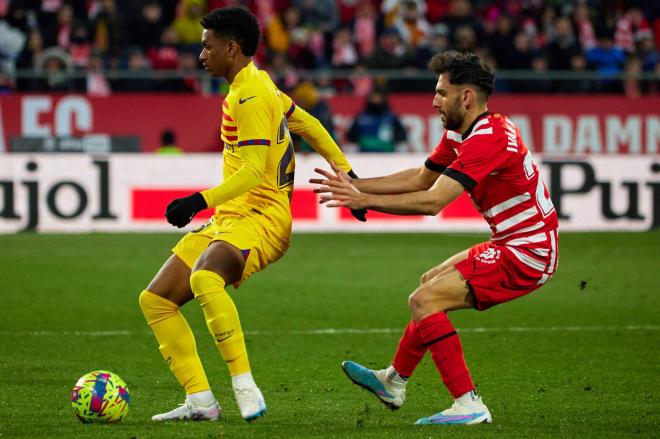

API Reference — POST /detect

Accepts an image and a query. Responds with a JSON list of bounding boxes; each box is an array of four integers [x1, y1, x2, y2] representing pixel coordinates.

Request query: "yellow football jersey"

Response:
[[204, 61, 353, 233]]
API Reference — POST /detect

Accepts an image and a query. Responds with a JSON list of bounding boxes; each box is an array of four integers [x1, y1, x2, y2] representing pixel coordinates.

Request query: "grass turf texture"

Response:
[[0, 232, 658, 438]]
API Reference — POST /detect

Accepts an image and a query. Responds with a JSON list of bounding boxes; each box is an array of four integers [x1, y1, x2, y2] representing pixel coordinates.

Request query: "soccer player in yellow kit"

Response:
[[138, 6, 364, 422]]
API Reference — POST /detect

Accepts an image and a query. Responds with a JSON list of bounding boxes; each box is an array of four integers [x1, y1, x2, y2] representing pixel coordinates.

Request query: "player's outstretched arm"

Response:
[[284, 96, 367, 221], [284, 99, 352, 170], [313, 168, 464, 216], [310, 162, 441, 195]]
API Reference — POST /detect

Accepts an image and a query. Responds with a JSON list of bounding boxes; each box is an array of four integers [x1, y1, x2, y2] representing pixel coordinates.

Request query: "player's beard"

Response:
[[442, 98, 464, 131]]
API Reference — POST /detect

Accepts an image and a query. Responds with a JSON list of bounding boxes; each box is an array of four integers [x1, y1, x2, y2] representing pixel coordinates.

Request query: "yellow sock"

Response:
[[189, 269, 251, 376], [138, 290, 210, 394]]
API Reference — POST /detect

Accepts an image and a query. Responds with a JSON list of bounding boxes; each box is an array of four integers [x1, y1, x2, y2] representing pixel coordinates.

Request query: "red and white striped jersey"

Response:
[[427, 112, 559, 278]]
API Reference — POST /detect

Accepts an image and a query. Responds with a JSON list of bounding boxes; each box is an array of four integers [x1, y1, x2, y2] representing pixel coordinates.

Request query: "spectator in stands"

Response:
[[148, 26, 180, 70], [501, 31, 537, 92], [294, 0, 339, 34], [268, 51, 299, 92], [90, 0, 125, 58], [516, 54, 553, 93], [454, 25, 479, 54], [15, 30, 43, 90], [42, 3, 74, 51], [347, 87, 407, 153], [538, 4, 557, 43], [129, 0, 167, 51], [36, 47, 73, 92], [546, 16, 583, 71], [113, 48, 154, 92], [586, 25, 625, 93], [556, 54, 594, 94], [488, 14, 516, 69], [85, 49, 111, 96], [638, 35, 659, 73], [69, 22, 92, 68], [417, 23, 450, 64], [623, 56, 642, 97], [1, 2, 30, 75], [507, 31, 536, 70], [156, 129, 183, 154], [352, 1, 378, 60], [331, 27, 359, 69], [390, 0, 431, 51], [173, 0, 204, 46], [350, 62, 375, 97], [615, 7, 652, 54], [572, 2, 596, 51], [368, 27, 413, 70], [441, 0, 484, 49], [290, 81, 336, 152], [5, 0, 660, 97], [177, 49, 203, 94]]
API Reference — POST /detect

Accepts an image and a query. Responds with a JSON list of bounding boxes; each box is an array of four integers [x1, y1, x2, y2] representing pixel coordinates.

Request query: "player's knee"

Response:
[[139, 289, 178, 324], [138, 290, 149, 313], [189, 270, 207, 298], [408, 288, 427, 316]]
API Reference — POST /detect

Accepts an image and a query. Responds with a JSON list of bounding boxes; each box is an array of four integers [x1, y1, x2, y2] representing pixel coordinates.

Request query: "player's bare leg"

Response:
[[140, 255, 222, 421], [191, 241, 266, 421]]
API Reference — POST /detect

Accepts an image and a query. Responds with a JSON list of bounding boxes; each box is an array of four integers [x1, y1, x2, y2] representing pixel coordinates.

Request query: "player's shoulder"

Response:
[[233, 81, 278, 111], [440, 129, 463, 147], [463, 113, 513, 145]]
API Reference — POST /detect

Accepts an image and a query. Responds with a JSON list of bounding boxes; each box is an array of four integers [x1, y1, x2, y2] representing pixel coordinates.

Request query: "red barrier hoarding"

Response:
[[1, 94, 658, 154]]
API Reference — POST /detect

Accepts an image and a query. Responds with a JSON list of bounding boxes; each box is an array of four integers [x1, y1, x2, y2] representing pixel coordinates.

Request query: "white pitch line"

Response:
[[0, 325, 657, 337]]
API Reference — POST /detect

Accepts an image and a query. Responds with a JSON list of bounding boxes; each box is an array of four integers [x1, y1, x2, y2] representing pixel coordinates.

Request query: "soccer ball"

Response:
[[71, 370, 131, 423]]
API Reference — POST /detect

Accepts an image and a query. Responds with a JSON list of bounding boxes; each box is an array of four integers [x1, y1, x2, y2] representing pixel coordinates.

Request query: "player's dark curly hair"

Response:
[[428, 52, 495, 100], [200, 7, 261, 56]]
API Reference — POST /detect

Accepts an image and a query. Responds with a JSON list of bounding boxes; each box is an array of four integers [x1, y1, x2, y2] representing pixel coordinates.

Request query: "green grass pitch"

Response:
[[0, 232, 658, 438]]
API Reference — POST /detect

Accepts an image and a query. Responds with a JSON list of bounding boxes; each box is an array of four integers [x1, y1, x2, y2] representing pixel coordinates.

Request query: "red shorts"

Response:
[[454, 241, 557, 311]]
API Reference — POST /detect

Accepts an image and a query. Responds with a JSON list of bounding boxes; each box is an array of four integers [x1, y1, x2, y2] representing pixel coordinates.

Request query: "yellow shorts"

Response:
[[172, 213, 291, 286]]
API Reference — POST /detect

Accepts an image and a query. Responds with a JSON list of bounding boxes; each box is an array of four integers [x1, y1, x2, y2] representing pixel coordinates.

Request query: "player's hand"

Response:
[[165, 192, 207, 228], [345, 167, 367, 222], [311, 168, 368, 211], [309, 161, 351, 186], [310, 162, 368, 219]]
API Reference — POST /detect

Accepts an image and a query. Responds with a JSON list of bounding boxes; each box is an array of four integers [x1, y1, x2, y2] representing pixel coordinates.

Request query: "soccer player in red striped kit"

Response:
[[311, 52, 559, 425]]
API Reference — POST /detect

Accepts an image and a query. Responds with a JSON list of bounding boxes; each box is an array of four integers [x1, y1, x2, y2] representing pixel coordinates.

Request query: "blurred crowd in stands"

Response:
[[0, 0, 659, 97]]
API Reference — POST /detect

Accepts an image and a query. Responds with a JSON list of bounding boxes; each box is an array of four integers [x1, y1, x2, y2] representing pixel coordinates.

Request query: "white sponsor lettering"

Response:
[[544, 116, 572, 153], [575, 115, 603, 153]]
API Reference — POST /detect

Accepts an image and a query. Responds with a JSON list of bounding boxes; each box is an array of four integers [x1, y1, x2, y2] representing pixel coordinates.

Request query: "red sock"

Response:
[[417, 312, 475, 398], [392, 319, 426, 377]]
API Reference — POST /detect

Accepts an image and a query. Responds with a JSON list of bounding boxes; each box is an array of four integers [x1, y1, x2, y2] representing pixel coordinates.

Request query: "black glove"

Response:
[[165, 192, 207, 228], [347, 170, 367, 222]]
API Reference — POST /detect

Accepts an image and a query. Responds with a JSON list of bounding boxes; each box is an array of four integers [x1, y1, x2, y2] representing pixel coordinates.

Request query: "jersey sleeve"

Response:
[[425, 131, 457, 173], [200, 91, 273, 207], [200, 145, 268, 207], [281, 92, 353, 173], [445, 132, 509, 190]]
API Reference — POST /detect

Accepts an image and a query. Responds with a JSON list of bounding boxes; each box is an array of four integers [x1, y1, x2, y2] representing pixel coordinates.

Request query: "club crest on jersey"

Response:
[[475, 248, 501, 264]]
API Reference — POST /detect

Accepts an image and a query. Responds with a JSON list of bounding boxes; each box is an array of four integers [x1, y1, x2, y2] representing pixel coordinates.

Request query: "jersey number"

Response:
[[277, 117, 295, 188], [524, 151, 554, 217]]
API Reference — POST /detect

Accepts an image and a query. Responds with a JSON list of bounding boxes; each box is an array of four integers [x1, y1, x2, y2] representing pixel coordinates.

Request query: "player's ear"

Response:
[[464, 87, 476, 108], [227, 40, 239, 57]]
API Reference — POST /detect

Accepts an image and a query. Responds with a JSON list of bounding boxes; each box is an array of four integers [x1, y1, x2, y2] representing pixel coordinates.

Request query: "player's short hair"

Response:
[[200, 7, 261, 56], [428, 52, 495, 100]]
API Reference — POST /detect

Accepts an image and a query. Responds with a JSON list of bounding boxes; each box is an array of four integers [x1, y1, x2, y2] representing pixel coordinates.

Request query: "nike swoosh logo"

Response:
[[216, 334, 233, 343], [238, 96, 257, 104]]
